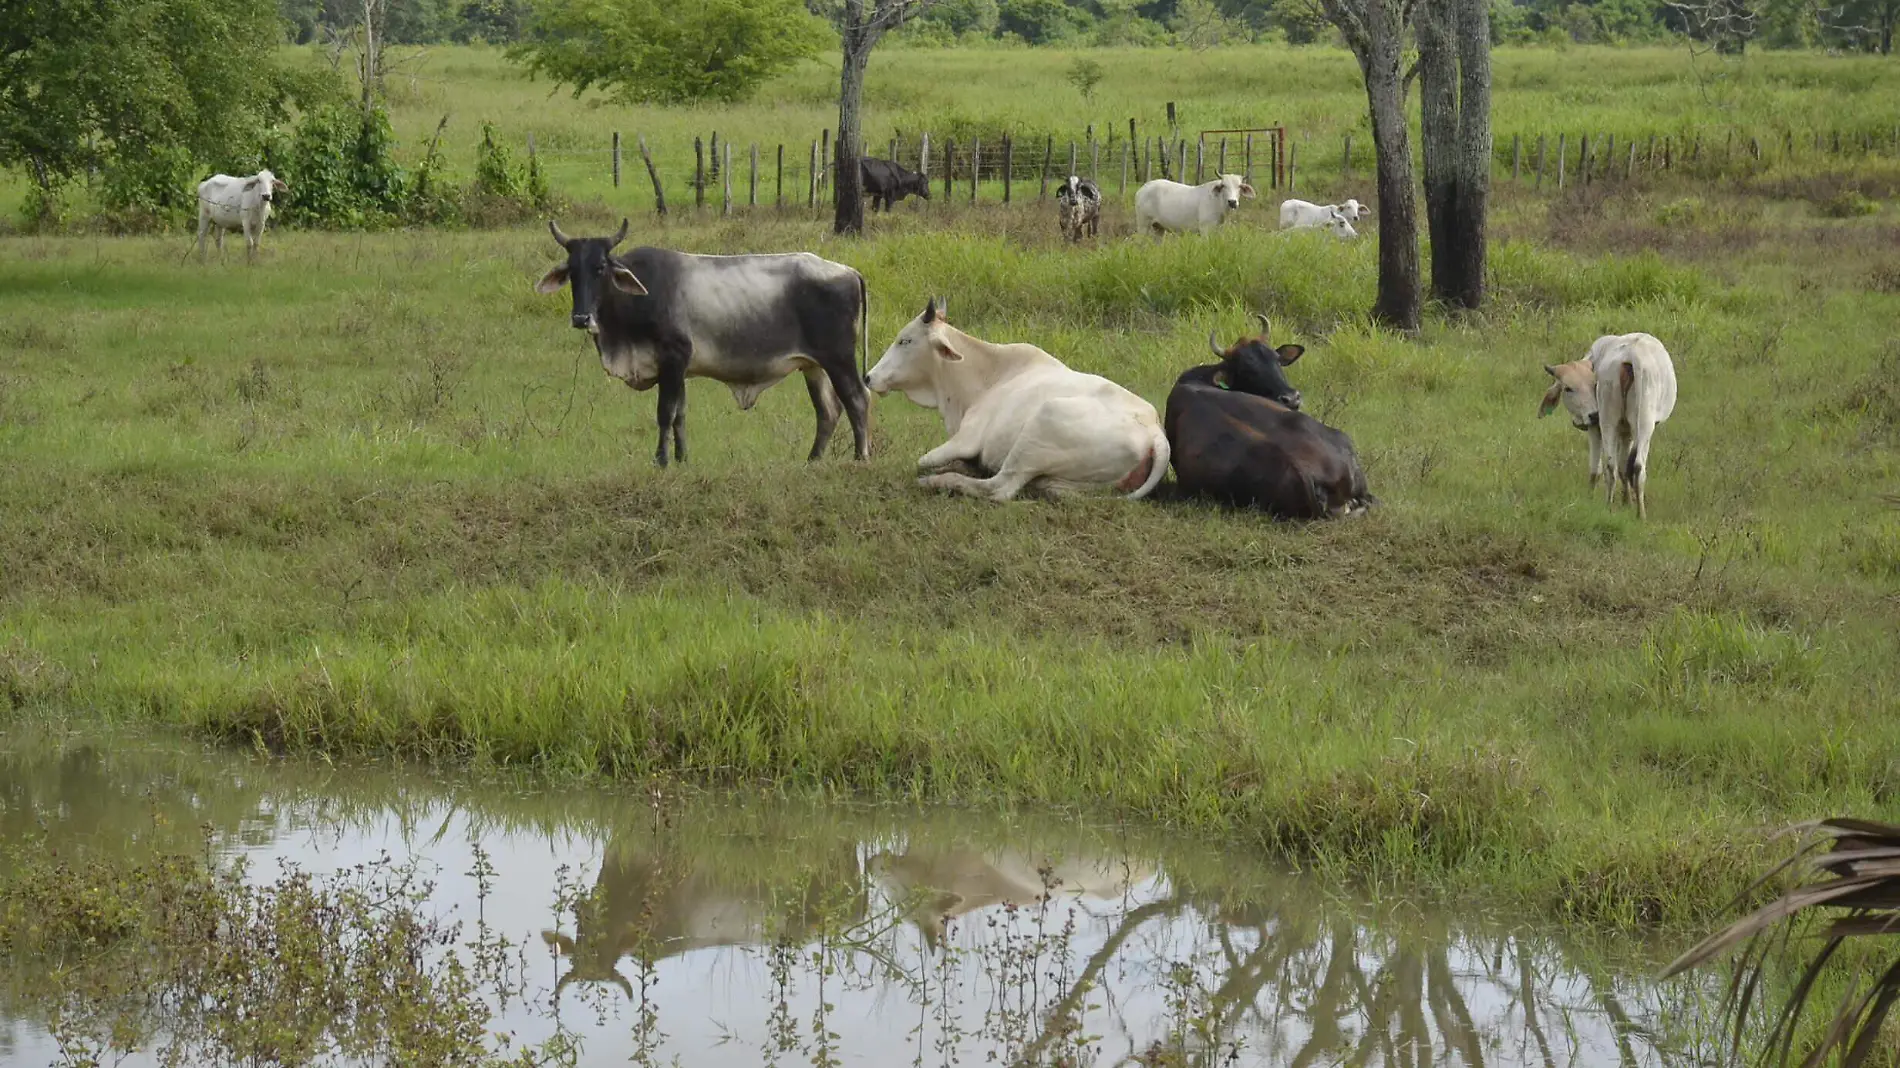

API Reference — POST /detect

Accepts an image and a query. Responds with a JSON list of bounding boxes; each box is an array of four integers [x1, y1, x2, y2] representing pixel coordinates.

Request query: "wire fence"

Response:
[[511, 119, 1900, 218]]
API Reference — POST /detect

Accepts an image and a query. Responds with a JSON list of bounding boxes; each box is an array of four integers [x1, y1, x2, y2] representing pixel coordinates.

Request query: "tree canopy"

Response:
[[509, 0, 832, 105], [1, 0, 293, 218]]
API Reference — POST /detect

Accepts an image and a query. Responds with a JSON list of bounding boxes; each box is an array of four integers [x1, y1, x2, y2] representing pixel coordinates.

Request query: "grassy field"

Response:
[[3, 45, 1900, 936]]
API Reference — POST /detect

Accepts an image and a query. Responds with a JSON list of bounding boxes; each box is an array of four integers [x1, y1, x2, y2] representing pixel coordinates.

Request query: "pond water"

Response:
[[0, 735, 1713, 1067]]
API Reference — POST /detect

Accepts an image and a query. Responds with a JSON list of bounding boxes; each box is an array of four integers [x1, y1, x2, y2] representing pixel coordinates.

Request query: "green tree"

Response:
[[998, 0, 1094, 40], [511, 0, 830, 106], [1, 0, 290, 222]]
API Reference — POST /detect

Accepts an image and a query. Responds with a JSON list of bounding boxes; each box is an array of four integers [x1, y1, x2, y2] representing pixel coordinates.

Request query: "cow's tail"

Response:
[[1125, 424, 1172, 500], [857, 271, 870, 385]]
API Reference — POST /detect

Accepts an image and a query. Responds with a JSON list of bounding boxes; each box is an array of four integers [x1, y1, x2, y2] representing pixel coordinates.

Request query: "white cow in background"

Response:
[[865, 298, 1170, 503], [1279, 198, 1361, 239], [1539, 332, 1679, 519], [1133, 173, 1256, 236], [194, 169, 287, 264]]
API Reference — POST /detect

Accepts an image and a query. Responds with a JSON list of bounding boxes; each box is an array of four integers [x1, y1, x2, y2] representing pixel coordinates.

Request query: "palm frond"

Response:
[[1662, 818, 1900, 1068]]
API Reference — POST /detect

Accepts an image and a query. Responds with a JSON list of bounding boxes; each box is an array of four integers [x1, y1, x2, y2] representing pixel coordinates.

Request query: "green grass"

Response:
[[3, 44, 1900, 936]]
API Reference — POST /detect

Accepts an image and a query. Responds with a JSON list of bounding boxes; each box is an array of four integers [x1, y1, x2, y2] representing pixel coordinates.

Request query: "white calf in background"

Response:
[[1540, 332, 1679, 519], [1278, 198, 1360, 239], [195, 169, 287, 264]]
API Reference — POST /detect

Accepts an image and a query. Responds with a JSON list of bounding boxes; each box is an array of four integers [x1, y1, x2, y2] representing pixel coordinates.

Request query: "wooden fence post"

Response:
[[1041, 135, 1054, 197], [1288, 143, 1297, 192], [749, 143, 758, 208], [1091, 138, 1100, 182], [1646, 134, 1657, 166], [1663, 136, 1671, 171], [808, 141, 818, 209], [1579, 133, 1590, 186], [820, 129, 830, 196], [888, 136, 897, 161], [1003, 135, 1014, 204], [637, 134, 666, 216], [694, 137, 705, 210], [1218, 136, 1227, 176], [1625, 141, 1635, 181], [970, 137, 979, 202], [920, 132, 931, 185], [1178, 139, 1188, 184], [943, 141, 954, 200], [612, 131, 621, 187], [1245, 133, 1254, 180], [776, 144, 784, 209], [1143, 137, 1151, 184], [1195, 136, 1205, 182], [1556, 132, 1567, 191], [1120, 140, 1130, 195], [1068, 140, 1077, 178], [1511, 133, 1521, 181], [709, 131, 718, 179]]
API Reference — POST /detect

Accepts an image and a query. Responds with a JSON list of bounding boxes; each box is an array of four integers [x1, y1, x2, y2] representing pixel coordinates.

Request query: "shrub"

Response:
[[1817, 190, 1878, 218]]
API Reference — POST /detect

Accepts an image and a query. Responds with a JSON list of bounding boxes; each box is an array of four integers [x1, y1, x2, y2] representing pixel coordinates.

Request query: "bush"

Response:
[[1817, 190, 1879, 218], [272, 106, 407, 229]]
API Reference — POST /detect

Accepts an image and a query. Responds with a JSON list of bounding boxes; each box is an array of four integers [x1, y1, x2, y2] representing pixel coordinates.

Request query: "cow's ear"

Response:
[[933, 339, 963, 362], [610, 264, 648, 295], [242, 178, 259, 191], [1212, 370, 1231, 390], [271, 178, 289, 193], [1539, 382, 1562, 418], [1275, 344, 1304, 366], [1239, 182, 1257, 199], [535, 264, 570, 294]]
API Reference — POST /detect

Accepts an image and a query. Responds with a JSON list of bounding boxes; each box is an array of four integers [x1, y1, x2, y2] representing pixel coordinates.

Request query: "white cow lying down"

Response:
[[1134, 173, 1256, 236], [1279, 198, 1361, 239], [865, 299, 1170, 502], [195, 168, 288, 264], [1539, 332, 1679, 519]]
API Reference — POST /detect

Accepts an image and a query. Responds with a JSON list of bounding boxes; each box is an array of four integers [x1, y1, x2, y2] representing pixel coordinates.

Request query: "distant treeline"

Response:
[[278, 0, 1895, 52]]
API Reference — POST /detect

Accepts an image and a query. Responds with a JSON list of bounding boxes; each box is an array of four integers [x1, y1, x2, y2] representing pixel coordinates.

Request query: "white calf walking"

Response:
[[1539, 332, 1679, 519]]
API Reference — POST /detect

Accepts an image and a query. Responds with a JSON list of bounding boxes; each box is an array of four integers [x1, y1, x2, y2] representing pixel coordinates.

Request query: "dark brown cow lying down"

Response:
[[1162, 315, 1376, 520]]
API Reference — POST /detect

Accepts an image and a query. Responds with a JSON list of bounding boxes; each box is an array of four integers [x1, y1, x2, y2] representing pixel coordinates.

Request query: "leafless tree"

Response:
[[323, 0, 428, 111], [1317, 0, 1423, 330], [819, 0, 934, 236], [1666, 0, 1758, 54], [1417, 0, 1490, 311]]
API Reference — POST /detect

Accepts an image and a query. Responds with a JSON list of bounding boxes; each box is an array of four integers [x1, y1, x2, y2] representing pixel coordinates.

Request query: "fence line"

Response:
[[473, 120, 1900, 219]]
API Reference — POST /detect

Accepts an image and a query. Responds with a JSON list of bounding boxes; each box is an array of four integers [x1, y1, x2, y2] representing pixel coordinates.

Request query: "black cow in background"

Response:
[[860, 157, 931, 211], [1162, 315, 1376, 520]]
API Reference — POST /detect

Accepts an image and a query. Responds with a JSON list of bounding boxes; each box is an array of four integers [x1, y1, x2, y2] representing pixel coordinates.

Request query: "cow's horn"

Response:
[[1209, 330, 1225, 357], [1255, 313, 1272, 336], [548, 219, 571, 248], [609, 217, 629, 250]]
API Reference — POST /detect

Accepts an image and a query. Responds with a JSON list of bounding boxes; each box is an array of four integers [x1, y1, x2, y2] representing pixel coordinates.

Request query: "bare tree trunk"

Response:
[[1451, 0, 1491, 310], [1418, 0, 1490, 311], [1322, 0, 1422, 331], [833, 47, 868, 235], [1417, 0, 1458, 308], [831, 0, 929, 236]]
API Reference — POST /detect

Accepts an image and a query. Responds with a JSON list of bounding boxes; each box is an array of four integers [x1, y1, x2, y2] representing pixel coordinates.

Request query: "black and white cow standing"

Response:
[[1055, 176, 1101, 242], [535, 219, 873, 467]]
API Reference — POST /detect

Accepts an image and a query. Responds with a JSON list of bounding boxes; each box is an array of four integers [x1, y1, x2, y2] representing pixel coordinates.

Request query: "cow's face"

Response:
[[1327, 208, 1359, 239], [866, 298, 957, 405], [250, 169, 288, 203], [1216, 338, 1304, 410], [1342, 198, 1370, 221], [907, 171, 931, 200], [536, 218, 647, 333], [1213, 174, 1257, 211], [1540, 359, 1599, 430]]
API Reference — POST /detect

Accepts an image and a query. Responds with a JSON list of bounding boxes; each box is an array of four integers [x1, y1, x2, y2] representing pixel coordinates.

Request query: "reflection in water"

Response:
[[0, 735, 1714, 1067]]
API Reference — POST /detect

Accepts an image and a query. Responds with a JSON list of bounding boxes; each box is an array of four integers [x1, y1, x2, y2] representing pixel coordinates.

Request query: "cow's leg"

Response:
[[1630, 424, 1656, 520], [245, 219, 259, 265], [653, 366, 686, 468], [196, 212, 210, 263], [670, 385, 687, 464], [822, 361, 873, 461], [915, 431, 983, 475], [803, 366, 843, 461], [1585, 425, 1604, 491]]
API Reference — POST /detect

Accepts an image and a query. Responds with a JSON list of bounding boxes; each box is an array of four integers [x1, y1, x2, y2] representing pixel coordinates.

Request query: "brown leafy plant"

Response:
[[1662, 818, 1900, 1068]]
